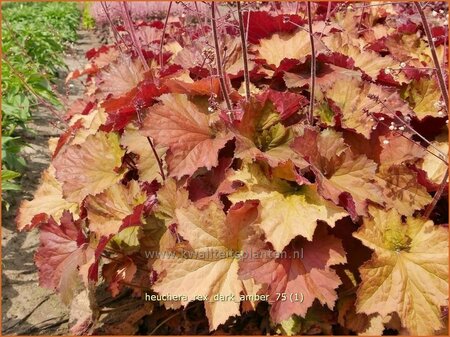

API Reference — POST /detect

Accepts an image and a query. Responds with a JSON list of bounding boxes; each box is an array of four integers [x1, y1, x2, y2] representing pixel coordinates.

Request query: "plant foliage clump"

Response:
[[17, 2, 448, 335]]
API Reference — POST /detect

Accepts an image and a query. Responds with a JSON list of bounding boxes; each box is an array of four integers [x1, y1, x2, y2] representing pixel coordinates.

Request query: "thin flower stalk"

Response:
[[237, 1, 250, 101], [101, 1, 127, 52], [136, 111, 166, 181], [159, 1, 173, 69], [306, 1, 316, 125], [211, 3, 233, 113], [424, 168, 448, 219], [120, 2, 149, 72]]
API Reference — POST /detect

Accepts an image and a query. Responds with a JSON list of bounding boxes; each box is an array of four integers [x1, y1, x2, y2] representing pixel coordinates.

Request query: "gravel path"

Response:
[[2, 29, 101, 336]]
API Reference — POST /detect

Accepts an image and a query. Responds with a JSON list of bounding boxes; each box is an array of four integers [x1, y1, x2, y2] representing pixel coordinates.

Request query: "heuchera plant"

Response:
[[17, 2, 449, 335]]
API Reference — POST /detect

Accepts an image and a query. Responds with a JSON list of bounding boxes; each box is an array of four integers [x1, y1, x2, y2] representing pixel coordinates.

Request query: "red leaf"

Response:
[[317, 52, 355, 69], [86, 45, 111, 60], [87, 235, 112, 282], [35, 211, 92, 304], [239, 226, 346, 323], [257, 89, 309, 121], [101, 80, 168, 131], [187, 156, 235, 208], [397, 20, 418, 34], [244, 11, 306, 44], [52, 119, 84, 159]]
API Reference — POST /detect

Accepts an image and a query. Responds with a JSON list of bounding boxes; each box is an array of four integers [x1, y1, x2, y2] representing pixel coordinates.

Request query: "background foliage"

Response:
[[1, 2, 80, 206]]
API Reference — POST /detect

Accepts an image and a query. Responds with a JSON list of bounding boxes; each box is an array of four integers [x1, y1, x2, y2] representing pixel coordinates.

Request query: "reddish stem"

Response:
[[211, 3, 233, 113], [101, 1, 127, 52], [159, 1, 173, 70], [325, 1, 332, 21], [423, 169, 448, 219], [306, 1, 316, 125], [120, 2, 149, 72], [136, 111, 166, 181], [237, 1, 250, 101]]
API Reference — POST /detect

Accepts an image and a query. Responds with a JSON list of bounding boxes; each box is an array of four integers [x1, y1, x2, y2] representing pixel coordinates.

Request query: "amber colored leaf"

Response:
[[292, 128, 384, 216], [239, 226, 346, 323], [420, 140, 448, 184], [67, 108, 107, 149], [377, 164, 431, 216], [322, 32, 400, 80], [142, 94, 233, 178], [228, 162, 347, 251], [163, 76, 221, 97], [98, 56, 144, 98], [16, 166, 79, 231], [385, 33, 445, 68], [325, 77, 411, 138], [401, 77, 445, 119], [35, 211, 94, 305], [154, 178, 190, 225], [53, 131, 125, 203], [232, 100, 306, 168], [89, 45, 120, 69], [120, 126, 167, 183], [85, 181, 147, 236], [53, 109, 106, 160], [153, 201, 259, 330], [66, 47, 120, 82], [284, 63, 361, 92], [353, 207, 448, 335], [379, 134, 426, 166], [253, 30, 318, 68]]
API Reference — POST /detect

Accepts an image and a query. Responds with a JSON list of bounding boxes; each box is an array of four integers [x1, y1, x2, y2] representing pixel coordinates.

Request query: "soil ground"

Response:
[[2, 29, 101, 336]]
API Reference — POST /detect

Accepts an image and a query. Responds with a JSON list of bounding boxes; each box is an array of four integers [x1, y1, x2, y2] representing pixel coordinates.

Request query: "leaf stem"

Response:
[[306, 1, 316, 125], [136, 111, 166, 181], [120, 2, 149, 72], [414, 2, 448, 112], [237, 1, 250, 101], [325, 2, 332, 21], [423, 168, 448, 218], [101, 1, 127, 53], [211, 3, 233, 114], [159, 1, 173, 70]]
